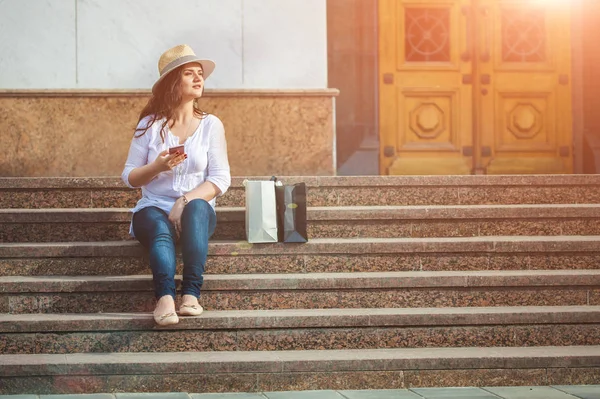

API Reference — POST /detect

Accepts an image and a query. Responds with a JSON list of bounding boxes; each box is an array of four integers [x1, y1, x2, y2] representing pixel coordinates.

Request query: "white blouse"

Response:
[[121, 114, 231, 236]]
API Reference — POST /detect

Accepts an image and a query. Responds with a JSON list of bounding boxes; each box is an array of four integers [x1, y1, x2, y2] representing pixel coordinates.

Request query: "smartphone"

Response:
[[168, 145, 185, 155]]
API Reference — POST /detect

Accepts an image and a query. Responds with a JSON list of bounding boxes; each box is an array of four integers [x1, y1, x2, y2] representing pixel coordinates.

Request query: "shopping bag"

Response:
[[244, 180, 278, 243], [273, 178, 308, 243]]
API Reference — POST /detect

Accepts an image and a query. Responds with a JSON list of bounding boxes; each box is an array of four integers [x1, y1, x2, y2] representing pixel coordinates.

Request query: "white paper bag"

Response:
[[244, 180, 278, 243]]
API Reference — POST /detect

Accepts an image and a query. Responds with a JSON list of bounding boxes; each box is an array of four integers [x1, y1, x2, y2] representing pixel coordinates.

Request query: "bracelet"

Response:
[[180, 195, 189, 205]]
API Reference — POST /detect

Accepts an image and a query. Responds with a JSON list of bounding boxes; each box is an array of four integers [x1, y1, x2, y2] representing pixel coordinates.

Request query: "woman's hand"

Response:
[[168, 196, 186, 239], [153, 150, 187, 172]]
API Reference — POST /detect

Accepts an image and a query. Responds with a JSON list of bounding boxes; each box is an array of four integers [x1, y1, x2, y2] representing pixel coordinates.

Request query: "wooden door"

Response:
[[379, 0, 573, 175], [478, 0, 573, 174], [379, 0, 473, 175]]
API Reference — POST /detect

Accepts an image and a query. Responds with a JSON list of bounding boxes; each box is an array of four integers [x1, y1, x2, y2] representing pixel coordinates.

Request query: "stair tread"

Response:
[[3, 204, 600, 222], [3, 269, 600, 280], [4, 204, 600, 213], [3, 237, 598, 275], [2, 346, 600, 377], [1, 306, 599, 333], [4, 175, 600, 189], [6, 235, 600, 243], [2, 236, 600, 259], [4, 235, 600, 248], [2, 270, 599, 293]]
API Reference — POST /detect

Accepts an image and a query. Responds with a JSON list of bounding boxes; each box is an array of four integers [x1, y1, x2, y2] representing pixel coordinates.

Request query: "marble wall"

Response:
[[0, 90, 337, 177], [0, 0, 334, 177], [0, 0, 327, 90]]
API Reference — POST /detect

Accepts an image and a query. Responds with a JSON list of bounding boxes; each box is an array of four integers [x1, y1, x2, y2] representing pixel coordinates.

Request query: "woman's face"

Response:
[[179, 62, 204, 100]]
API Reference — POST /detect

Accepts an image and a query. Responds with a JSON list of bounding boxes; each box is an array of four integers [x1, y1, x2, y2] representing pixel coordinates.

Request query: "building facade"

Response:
[[0, 0, 335, 177], [1, 0, 598, 177]]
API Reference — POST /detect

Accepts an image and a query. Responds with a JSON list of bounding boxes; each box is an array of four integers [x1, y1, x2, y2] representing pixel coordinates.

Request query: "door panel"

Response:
[[479, 0, 573, 174], [379, 0, 473, 175], [379, 0, 573, 175]]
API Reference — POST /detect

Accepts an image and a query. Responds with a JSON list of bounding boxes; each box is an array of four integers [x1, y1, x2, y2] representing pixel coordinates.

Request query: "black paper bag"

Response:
[[274, 181, 308, 243]]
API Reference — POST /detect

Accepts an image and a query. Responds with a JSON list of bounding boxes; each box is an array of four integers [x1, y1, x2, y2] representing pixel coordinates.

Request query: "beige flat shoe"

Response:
[[179, 303, 204, 316], [153, 311, 179, 326]]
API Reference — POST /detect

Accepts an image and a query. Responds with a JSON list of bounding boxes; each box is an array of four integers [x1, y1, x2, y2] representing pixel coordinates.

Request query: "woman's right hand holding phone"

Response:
[[154, 149, 187, 172]]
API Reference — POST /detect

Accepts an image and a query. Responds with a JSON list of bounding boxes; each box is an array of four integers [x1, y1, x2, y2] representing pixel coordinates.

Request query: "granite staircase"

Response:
[[1, 175, 600, 394]]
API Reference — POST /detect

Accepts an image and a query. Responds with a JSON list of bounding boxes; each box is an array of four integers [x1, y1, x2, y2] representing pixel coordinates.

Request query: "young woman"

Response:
[[121, 44, 231, 326]]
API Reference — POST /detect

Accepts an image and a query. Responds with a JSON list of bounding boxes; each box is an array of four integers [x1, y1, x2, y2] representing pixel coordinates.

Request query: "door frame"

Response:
[[571, 0, 585, 173]]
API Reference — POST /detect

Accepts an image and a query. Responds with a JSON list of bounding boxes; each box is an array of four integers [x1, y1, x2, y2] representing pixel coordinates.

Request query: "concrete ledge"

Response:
[[0, 89, 340, 98], [1, 94, 335, 177]]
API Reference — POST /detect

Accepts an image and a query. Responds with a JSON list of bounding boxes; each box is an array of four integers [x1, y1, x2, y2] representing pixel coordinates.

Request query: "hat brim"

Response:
[[152, 56, 215, 94]]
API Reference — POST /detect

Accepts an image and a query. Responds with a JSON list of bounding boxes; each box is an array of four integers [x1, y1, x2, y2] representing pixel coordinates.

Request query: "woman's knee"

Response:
[[153, 218, 176, 236], [186, 198, 210, 211], [134, 207, 175, 243], [181, 199, 216, 237], [183, 199, 213, 220]]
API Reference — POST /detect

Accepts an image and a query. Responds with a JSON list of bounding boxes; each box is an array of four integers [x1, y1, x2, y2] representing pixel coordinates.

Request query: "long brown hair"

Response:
[[134, 64, 207, 142]]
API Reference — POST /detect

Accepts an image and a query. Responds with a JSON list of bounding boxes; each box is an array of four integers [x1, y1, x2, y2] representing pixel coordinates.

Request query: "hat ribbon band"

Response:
[[160, 55, 203, 76]]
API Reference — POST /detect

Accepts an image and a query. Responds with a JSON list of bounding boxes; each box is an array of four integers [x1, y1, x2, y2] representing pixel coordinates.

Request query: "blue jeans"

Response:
[[132, 199, 216, 299]]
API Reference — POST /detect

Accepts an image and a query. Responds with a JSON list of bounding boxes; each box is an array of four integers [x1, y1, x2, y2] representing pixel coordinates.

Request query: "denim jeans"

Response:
[[132, 199, 216, 299]]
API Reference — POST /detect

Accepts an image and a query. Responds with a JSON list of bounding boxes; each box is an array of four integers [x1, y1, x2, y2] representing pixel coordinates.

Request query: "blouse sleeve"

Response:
[[205, 116, 231, 196], [121, 117, 153, 188]]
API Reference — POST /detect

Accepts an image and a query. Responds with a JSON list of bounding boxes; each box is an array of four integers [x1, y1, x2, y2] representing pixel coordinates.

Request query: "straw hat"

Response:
[[152, 44, 215, 94]]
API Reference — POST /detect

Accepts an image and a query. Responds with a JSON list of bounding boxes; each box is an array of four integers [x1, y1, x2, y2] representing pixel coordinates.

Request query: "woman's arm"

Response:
[[127, 150, 186, 187], [122, 120, 154, 188], [182, 180, 222, 202], [127, 156, 167, 188], [203, 117, 231, 197], [122, 119, 185, 188]]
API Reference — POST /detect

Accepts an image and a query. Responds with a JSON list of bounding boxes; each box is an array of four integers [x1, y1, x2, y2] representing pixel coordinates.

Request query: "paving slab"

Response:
[[552, 385, 600, 399], [339, 390, 422, 398], [191, 395, 266, 398], [41, 395, 115, 399], [409, 387, 498, 398], [264, 391, 344, 399], [484, 386, 579, 398], [115, 394, 190, 399]]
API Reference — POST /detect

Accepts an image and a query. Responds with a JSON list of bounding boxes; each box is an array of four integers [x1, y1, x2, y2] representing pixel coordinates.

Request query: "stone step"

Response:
[[2, 270, 599, 313], [3, 175, 600, 209], [3, 204, 600, 242], [1, 237, 600, 277], [1, 306, 599, 354], [1, 346, 599, 394]]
